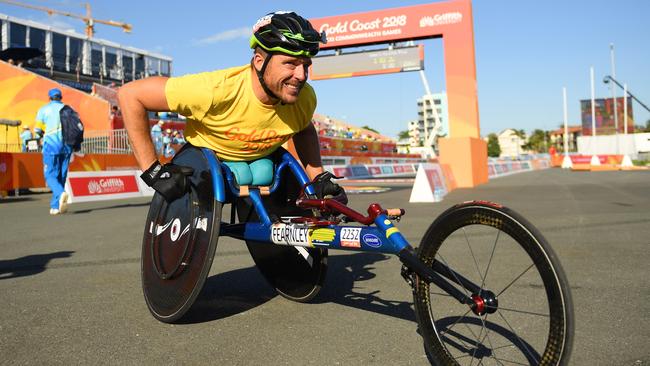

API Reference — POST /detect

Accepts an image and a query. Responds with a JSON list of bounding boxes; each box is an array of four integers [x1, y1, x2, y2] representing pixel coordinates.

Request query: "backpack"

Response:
[[59, 105, 84, 151]]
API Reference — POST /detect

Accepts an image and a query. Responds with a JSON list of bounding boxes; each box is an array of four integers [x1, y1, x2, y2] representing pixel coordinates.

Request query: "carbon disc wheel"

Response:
[[141, 146, 222, 323]]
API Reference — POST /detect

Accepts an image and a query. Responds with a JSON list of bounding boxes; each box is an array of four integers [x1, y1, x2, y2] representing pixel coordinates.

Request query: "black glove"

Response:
[[141, 161, 194, 202], [311, 171, 348, 205]]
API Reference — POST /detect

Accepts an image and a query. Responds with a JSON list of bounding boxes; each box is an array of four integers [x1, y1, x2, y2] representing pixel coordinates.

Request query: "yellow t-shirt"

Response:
[[165, 65, 316, 161]]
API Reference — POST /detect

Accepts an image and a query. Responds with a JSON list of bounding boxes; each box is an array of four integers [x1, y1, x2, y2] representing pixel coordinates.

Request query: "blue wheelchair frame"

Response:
[[199, 147, 411, 256], [198, 147, 475, 304]]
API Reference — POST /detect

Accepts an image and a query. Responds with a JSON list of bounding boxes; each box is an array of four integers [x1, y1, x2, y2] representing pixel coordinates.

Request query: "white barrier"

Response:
[[577, 134, 645, 158], [409, 163, 448, 203], [64, 170, 153, 203]]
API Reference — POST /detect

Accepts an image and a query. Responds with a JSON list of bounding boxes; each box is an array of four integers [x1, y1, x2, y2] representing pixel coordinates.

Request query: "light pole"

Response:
[[589, 67, 600, 166], [610, 44, 618, 133], [561, 87, 572, 169]]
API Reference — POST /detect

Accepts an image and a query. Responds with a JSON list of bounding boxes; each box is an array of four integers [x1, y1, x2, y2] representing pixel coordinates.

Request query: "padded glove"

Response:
[[311, 171, 348, 205], [140, 161, 194, 202]]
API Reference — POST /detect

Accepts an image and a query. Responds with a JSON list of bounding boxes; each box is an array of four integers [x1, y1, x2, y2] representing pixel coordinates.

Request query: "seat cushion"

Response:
[[223, 158, 274, 186]]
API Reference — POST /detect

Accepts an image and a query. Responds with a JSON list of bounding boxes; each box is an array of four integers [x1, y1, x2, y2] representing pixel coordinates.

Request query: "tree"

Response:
[[523, 129, 549, 153], [512, 129, 527, 158], [487, 133, 501, 157], [398, 130, 410, 140], [361, 125, 380, 134]]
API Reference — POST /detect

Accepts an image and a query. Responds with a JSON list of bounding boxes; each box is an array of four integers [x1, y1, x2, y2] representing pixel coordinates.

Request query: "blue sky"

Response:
[[2, 0, 648, 138]]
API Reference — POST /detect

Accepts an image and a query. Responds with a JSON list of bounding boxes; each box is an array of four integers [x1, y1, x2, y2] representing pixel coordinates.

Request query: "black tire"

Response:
[[141, 146, 222, 323], [236, 150, 327, 302], [413, 201, 573, 365]]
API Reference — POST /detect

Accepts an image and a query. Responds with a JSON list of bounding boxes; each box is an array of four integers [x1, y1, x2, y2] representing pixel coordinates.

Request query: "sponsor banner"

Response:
[[324, 163, 417, 179], [350, 165, 369, 177], [568, 154, 622, 165], [310, 1, 468, 49], [368, 166, 382, 175], [487, 157, 550, 178], [332, 166, 351, 178], [65, 170, 154, 203]]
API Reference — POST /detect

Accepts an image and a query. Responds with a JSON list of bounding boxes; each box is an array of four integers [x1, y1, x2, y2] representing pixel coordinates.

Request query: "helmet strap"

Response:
[[254, 52, 280, 101]]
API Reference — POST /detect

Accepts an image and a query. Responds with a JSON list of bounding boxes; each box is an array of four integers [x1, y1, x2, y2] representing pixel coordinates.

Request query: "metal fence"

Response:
[[0, 143, 23, 153], [81, 129, 133, 155], [1, 129, 134, 154]]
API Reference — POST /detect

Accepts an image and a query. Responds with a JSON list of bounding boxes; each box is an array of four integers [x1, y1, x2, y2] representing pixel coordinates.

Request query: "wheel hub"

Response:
[[471, 290, 498, 316]]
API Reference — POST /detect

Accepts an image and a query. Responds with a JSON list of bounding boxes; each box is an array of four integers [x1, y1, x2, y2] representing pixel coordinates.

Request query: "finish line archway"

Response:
[[310, 0, 487, 188]]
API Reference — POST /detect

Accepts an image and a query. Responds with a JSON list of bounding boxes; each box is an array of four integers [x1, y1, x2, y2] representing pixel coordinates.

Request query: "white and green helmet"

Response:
[[250, 11, 326, 57]]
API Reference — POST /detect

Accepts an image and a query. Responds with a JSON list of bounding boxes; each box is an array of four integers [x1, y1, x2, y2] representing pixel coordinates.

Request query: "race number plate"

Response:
[[340, 227, 362, 248]]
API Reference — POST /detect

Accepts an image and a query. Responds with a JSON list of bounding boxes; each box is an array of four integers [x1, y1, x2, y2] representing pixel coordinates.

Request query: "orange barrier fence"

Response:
[[0, 152, 147, 191], [550, 154, 624, 167]]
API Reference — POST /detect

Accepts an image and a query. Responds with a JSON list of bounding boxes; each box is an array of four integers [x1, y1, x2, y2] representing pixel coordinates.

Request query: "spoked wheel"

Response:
[[236, 151, 327, 302], [141, 146, 222, 323], [413, 201, 573, 365]]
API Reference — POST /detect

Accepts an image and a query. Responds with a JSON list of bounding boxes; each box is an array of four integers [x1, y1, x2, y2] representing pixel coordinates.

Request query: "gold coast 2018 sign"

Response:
[[310, 0, 487, 188]]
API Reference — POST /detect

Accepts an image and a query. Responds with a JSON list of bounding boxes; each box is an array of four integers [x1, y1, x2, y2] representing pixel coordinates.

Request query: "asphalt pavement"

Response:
[[0, 168, 648, 365]]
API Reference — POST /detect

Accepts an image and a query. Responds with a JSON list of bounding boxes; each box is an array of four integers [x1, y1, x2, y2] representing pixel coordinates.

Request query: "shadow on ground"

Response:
[[0, 251, 75, 280]]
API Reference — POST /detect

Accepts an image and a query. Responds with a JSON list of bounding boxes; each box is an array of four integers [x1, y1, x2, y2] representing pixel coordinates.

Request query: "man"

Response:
[[118, 11, 345, 203], [150, 120, 164, 155], [20, 125, 32, 152], [162, 128, 174, 158], [171, 130, 185, 145], [35, 88, 71, 215]]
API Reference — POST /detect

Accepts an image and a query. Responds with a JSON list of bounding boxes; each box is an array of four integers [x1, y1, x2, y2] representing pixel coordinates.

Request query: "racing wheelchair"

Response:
[[141, 144, 574, 365]]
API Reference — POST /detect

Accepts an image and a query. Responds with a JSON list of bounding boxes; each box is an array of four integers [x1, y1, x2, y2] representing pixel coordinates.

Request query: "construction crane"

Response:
[[0, 0, 132, 38]]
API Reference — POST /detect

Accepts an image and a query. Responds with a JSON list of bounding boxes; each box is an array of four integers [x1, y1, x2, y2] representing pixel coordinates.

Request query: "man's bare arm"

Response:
[[117, 76, 169, 170], [289, 123, 324, 180]]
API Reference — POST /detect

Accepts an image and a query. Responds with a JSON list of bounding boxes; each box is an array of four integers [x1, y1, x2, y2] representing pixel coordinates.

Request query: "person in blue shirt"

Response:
[[150, 120, 164, 155], [35, 88, 72, 215], [162, 128, 175, 157], [20, 125, 33, 152]]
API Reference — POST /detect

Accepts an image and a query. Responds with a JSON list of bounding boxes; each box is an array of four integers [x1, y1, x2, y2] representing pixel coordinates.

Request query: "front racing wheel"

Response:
[[413, 201, 573, 365]]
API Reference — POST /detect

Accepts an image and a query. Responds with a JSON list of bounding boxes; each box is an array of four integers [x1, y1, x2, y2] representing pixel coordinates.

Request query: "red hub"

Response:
[[470, 290, 498, 316], [471, 294, 486, 315]]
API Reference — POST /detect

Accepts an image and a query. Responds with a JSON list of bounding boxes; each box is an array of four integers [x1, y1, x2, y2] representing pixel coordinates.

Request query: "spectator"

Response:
[[35, 88, 72, 215], [110, 105, 121, 118], [171, 130, 185, 145], [20, 125, 32, 152], [150, 120, 164, 155], [163, 128, 174, 157]]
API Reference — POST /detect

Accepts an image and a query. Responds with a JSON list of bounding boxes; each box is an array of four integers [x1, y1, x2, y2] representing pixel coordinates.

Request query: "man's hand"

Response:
[[310, 171, 348, 205], [140, 161, 194, 202]]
